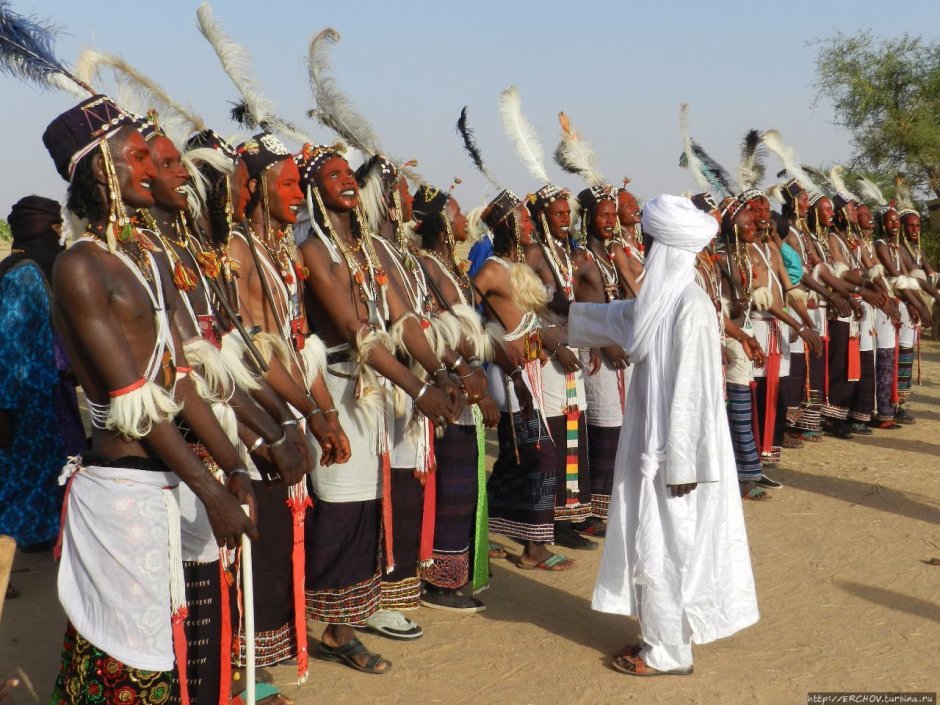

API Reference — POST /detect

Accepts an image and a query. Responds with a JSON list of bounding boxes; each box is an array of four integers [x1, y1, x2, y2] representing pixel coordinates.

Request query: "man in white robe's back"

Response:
[[568, 194, 759, 676]]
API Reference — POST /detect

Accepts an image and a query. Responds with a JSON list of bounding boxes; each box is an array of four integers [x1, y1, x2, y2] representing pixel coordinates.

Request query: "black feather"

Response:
[[554, 141, 578, 175], [0, 2, 86, 92], [229, 100, 257, 128], [456, 107, 485, 174], [691, 141, 733, 196]]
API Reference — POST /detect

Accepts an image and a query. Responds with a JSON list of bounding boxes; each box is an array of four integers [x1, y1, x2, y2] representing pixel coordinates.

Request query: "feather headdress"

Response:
[[760, 129, 821, 194], [457, 106, 501, 191], [854, 175, 887, 207], [498, 86, 548, 183], [894, 176, 916, 214], [553, 112, 604, 187], [828, 165, 860, 202], [75, 49, 205, 146], [0, 2, 89, 97], [677, 103, 733, 199], [737, 129, 766, 192], [802, 165, 831, 195], [306, 28, 382, 158], [196, 3, 311, 145]]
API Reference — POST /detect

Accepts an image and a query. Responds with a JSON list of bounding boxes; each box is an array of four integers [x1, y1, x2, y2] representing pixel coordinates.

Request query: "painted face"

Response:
[[592, 200, 618, 240], [232, 159, 250, 222], [856, 204, 873, 231], [314, 156, 359, 211], [112, 127, 156, 209], [746, 197, 770, 232], [447, 197, 468, 242], [883, 210, 900, 238], [395, 177, 413, 222], [545, 198, 571, 241], [617, 190, 640, 227], [735, 210, 758, 243], [148, 135, 189, 212], [814, 197, 835, 228], [796, 190, 810, 217], [263, 158, 303, 226], [901, 213, 921, 242], [516, 205, 535, 246]]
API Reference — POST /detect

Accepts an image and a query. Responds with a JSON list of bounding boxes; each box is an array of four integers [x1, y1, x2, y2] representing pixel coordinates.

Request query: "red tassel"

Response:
[[846, 335, 861, 381], [218, 561, 232, 705], [418, 424, 437, 566], [762, 321, 781, 453], [381, 451, 395, 573], [749, 380, 762, 455], [286, 489, 312, 682], [172, 607, 191, 705], [617, 369, 626, 412]]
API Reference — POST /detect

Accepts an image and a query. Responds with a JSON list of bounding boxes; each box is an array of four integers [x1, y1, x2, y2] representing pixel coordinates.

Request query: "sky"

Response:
[[2, 0, 939, 214]]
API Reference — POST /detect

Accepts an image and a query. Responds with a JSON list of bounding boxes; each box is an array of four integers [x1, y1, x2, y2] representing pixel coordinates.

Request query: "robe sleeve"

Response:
[[568, 300, 636, 349], [0, 264, 57, 410], [664, 294, 721, 486]]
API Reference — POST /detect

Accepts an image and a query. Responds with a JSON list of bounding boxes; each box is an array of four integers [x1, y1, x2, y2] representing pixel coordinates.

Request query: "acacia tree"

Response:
[[814, 32, 940, 198]]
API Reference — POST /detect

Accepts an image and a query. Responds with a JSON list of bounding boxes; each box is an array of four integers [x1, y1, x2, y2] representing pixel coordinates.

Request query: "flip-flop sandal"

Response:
[[317, 637, 392, 675], [363, 611, 423, 641], [740, 485, 772, 501], [517, 553, 574, 571], [755, 474, 782, 489], [488, 543, 508, 560], [611, 654, 693, 677], [233, 683, 291, 705]]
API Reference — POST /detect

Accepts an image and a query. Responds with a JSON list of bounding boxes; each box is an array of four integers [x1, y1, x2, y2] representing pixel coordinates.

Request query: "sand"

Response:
[[2, 343, 938, 705]]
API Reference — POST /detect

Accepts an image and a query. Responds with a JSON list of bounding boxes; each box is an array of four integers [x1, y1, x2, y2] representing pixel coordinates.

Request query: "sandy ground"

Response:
[[2, 342, 938, 705]]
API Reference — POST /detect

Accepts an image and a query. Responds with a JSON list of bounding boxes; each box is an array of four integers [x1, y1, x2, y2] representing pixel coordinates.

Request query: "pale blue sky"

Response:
[[2, 0, 939, 214]]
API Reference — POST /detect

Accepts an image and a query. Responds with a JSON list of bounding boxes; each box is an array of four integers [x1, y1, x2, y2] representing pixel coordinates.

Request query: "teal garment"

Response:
[[780, 242, 803, 286]]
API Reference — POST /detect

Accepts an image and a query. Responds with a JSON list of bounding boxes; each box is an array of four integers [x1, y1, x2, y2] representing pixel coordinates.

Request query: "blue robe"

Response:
[[0, 262, 71, 546]]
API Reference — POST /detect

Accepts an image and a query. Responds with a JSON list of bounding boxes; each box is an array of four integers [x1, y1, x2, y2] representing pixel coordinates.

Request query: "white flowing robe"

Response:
[[568, 288, 759, 649]]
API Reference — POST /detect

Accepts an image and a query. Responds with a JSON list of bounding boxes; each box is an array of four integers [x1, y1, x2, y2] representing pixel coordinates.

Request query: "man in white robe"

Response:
[[568, 194, 759, 676]]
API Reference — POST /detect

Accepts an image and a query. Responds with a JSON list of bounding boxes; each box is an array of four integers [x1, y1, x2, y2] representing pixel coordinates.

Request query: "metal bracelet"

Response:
[[280, 419, 299, 427], [413, 382, 432, 402], [228, 467, 250, 477], [323, 408, 339, 416], [249, 436, 264, 453], [268, 431, 289, 449], [448, 355, 465, 371]]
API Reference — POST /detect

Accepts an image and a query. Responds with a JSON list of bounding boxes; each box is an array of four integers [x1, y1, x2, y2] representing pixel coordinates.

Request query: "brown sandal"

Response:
[[611, 654, 693, 677]]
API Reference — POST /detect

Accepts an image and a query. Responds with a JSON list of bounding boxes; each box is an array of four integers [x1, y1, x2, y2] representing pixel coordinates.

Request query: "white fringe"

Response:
[[509, 263, 550, 314], [785, 287, 808, 305], [165, 488, 187, 613], [832, 262, 850, 279], [355, 327, 394, 422], [450, 303, 492, 360], [219, 332, 261, 392], [253, 331, 291, 370], [184, 338, 234, 401], [107, 381, 183, 439], [751, 286, 774, 312], [300, 334, 328, 391]]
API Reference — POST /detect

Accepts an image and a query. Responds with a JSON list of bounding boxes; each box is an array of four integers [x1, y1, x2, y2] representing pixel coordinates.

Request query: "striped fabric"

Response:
[[726, 383, 762, 482], [564, 372, 580, 504]]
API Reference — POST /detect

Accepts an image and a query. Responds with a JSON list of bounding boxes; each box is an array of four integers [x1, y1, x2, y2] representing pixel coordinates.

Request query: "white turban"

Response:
[[627, 194, 718, 363]]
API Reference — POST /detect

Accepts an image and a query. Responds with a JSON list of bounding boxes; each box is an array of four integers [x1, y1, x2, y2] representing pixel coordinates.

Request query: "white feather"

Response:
[[554, 112, 604, 187], [499, 86, 548, 183], [829, 165, 860, 202], [761, 129, 821, 193], [855, 175, 886, 206]]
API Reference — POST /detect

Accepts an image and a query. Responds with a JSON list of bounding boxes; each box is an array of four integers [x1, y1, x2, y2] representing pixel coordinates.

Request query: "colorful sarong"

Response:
[[823, 319, 855, 420], [380, 467, 424, 610], [51, 623, 174, 705]]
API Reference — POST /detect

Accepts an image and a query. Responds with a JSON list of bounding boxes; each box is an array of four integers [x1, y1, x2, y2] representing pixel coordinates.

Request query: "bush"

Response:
[[0, 219, 10, 243]]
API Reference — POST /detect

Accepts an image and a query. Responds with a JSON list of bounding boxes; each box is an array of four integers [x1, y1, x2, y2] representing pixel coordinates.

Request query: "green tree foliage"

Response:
[[814, 32, 940, 198], [0, 219, 10, 243]]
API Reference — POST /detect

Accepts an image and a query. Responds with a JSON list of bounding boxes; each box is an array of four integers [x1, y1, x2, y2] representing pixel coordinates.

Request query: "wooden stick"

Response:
[[240, 510, 255, 705], [0, 535, 16, 625]]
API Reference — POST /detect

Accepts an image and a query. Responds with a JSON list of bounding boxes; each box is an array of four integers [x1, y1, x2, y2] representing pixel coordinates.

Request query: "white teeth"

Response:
[[141, 182, 151, 189], [341, 189, 355, 197], [175, 186, 186, 193], [290, 205, 299, 212]]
